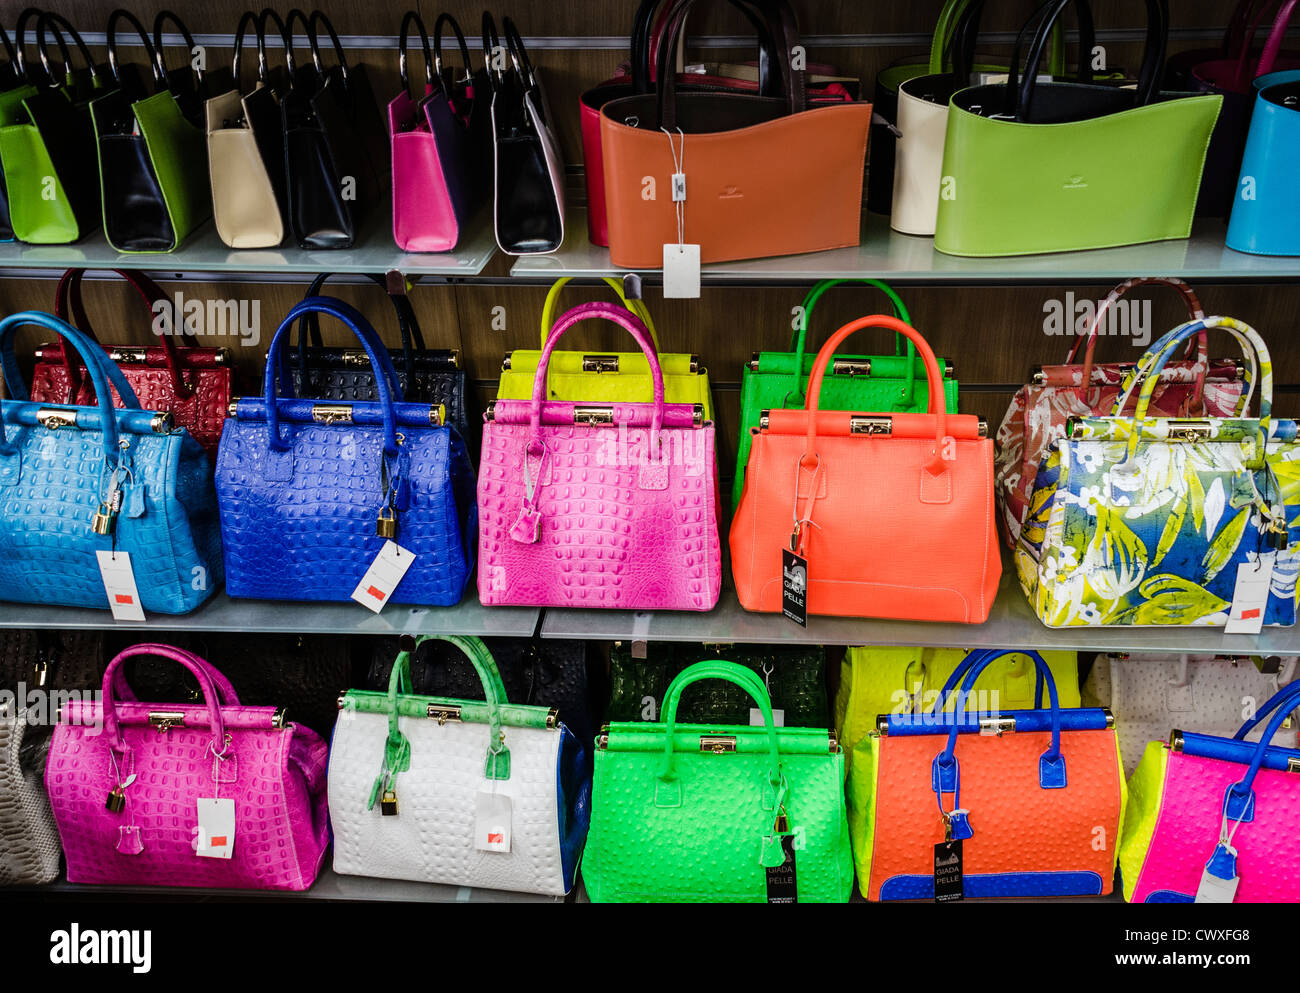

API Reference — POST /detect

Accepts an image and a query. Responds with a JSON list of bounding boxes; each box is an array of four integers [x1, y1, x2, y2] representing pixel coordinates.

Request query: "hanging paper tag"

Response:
[[663, 243, 701, 299], [195, 797, 235, 860], [750, 708, 785, 727], [474, 791, 512, 853], [671, 172, 686, 202], [96, 550, 146, 622], [934, 839, 964, 902], [764, 834, 798, 903], [1195, 845, 1240, 903], [782, 548, 808, 628], [351, 541, 416, 614], [1225, 554, 1275, 635]]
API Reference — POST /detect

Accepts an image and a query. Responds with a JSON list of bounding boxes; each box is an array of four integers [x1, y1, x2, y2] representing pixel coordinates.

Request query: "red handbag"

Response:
[[29, 269, 233, 459]]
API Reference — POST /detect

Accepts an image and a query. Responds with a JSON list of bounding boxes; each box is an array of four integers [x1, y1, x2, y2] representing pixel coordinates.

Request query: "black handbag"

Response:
[[283, 271, 473, 449], [0, 630, 105, 693], [281, 8, 389, 249], [367, 636, 598, 750]]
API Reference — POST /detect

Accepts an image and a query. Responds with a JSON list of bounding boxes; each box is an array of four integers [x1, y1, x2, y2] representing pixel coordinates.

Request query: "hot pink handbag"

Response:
[[478, 301, 721, 610], [46, 644, 330, 891]]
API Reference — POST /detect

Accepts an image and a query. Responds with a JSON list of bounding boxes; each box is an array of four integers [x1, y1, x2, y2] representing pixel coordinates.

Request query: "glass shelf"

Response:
[[510, 208, 1296, 285], [0, 594, 538, 639], [0, 213, 498, 278], [540, 563, 1300, 654]]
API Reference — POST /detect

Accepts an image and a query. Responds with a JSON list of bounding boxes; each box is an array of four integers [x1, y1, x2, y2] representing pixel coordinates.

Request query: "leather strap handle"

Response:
[[791, 279, 911, 406], [502, 17, 538, 94], [106, 8, 165, 91], [256, 8, 291, 81], [101, 644, 227, 760], [35, 11, 100, 90], [14, 7, 52, 86], [399, 10, 433, 95], [932, 649, 1047, 711], [651, 0, 782, 97], [110, 653, 242, 706], [539, 277, 659, 350], [481, 11, 502, 92], [306, 10, 349, 91], [153, 9, 204, 94], [1222, 680, 1300, 817], [1014, 0, 1115, 121], [232, 10, 258, 92], [283, 8, 312, 80], [433, 13, 473, 92], [658, 660, 782, 788], [1225, 0, 1277, 58], [263, 296, 404, 457], [1237, 0, 1300, 85], [631, 0, 661, 94]]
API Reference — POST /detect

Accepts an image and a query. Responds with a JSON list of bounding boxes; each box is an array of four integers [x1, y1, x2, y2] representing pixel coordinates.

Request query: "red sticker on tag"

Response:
[[1243, 608, 1262, 620], [115, 594, 134, 605], [488, 832, 503, 844], [367, 585, 385, 600], [210, 836, 227, 847]]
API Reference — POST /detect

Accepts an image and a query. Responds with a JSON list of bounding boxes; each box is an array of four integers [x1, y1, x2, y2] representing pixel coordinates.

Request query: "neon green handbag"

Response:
[[497, 277, 714, 418], [732, 278, 959, 508], [586, 660, 852, 903]]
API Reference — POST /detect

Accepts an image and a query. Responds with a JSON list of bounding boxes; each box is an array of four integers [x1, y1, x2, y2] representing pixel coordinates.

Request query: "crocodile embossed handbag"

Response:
[[30, 268, 235, 459], [0, 311, 222, 614], [478, 301, 721, 611], [849, 650, 1125, 901], [331, 635, 590, 895], [586, 659, 852, 902], [217, 296, 476, 606], [46, 643, 330, 890]]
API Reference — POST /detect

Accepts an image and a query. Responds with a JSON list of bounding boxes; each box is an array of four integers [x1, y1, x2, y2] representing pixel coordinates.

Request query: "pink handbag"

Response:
[[478, 301, 721, 610], [46, 644, 330, 891]]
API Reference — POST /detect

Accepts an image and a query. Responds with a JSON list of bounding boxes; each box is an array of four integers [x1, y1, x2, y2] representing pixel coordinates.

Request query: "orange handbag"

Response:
[[730, 315, 1000, 623]]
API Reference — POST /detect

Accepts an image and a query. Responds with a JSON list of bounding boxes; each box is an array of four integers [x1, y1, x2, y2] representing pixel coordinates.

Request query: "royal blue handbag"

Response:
[[1227, 70, 1300, 255], [216, 296, 476, 605], [0, 311, 222, 613]]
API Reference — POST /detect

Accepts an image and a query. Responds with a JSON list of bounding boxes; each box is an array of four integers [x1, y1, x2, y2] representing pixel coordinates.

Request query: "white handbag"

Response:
[[328, 635, 590, 896], [1083, 654, 1300, 776], [891, 76, 953, 236], [0, 706, 62, 886]]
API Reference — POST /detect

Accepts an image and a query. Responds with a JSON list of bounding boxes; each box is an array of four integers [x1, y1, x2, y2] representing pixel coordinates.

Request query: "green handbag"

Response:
[[732, 278, 959, 508], [90, 10, 210, 253], [607, 641, 828, 727], [934, 0, 1223, 257], [0, 13, 105, 243], [587, 660, 852, 903]]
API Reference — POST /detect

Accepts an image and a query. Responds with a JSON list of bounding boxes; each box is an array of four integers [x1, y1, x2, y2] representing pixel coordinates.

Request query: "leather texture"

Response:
[[217, 297, 476, 606], [46, 643, 331, 890], [608, 640, 827, 727], [586, 659, 852, 902], [734, 279, 958, 508], [366, 636, 596, 755], [732, 315, 1000, 622], [996, 277, 1246, 549], [30, 268, 235, 460], [330, 635, 590, 895], [208, 87, 284, 248], [850, 650, 1126, 900], [479, 302, 721, 610], [0, 629, 105, 693], [0, 311, 222, 614], [1084, 653, 1299, 776], [1226, 72, 1300, 254], [0, 708, 60, 885]]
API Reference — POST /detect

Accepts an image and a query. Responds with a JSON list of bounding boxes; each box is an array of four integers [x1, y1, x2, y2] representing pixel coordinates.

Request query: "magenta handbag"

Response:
[[45, 644, 330, 891], [478, 301, 722, 610]]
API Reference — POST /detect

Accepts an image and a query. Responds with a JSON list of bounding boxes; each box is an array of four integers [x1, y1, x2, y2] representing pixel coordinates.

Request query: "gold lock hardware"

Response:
[[91, 504, 117, 536], [149, 711, 186, 732], [426, 704, 462, 725], [311, 404, 354, 425], [36, 408, 78, 430], [1166, 419, 1212, 441], [774, 810, 789, 834], [979, 716, 1016, 736], [832, 359, 872, 376], [573, 406, 615, 425], [699, 735, 736, 753], [850, 416, 893, 435], [105, 788, 126, 814], [380, 789, 399, 816], [582, 355, 619, 373], [376, 506, 398, 539]]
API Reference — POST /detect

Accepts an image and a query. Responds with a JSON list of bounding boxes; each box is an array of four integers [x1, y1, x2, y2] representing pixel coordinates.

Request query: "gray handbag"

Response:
[[0, 708, 61, 885]]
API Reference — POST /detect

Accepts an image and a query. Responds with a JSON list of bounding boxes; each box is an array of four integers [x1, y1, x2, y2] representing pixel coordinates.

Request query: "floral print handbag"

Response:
[[1017, 316, 1300, 628]]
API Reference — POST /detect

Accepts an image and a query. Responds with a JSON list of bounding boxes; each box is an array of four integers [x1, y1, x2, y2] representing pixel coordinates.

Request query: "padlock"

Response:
[[380, 789, 399, 816], [92, 503, 117, 536], [376, 506, 398, 539], [774, 810, 788, 834], [105, 788, 126, 814]]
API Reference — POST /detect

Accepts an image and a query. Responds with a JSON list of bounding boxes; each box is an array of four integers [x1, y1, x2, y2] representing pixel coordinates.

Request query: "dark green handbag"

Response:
[[607, 641, 828, 728], [731, 278, 960, 508]]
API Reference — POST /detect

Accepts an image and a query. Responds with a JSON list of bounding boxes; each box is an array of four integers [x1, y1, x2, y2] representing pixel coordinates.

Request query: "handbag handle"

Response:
[[262, 297, 404, 458], [630, 0, 661, 94], [399, 10, 433, 95], [1225, 0, 1278, 58], [0, 311, 144, 464], [108, 651, 242, 707], [53, 268, 199, 402], [1219, 680, 1300, 821], [502, 16, 543, 120], [1235, 0, 1300, 86], [0, 24, 17, 87], [1069, 276, 1204, 372], [304, 10, 350, 91], [481, 11, 503, 92], [256, 8, 291, 84], [790, 279, 912, 406], [528, 302, 667, 451], [153, 10, 205, 94], [931, 648, 1047, 711], [658, 660, 782, 790], [433, 13, 474, 95], [13, 6, 52, 86], [386, 635, 512, 780], [539, 277, 659, 350], [106, 8, 165, 92], [927, 0, 1065, 76], [100, 644, 228, 761], [232, 10, 258, 91], [34, 12, 101, 91], [283, 8, 312, 81], [649, 0, 783, 98]]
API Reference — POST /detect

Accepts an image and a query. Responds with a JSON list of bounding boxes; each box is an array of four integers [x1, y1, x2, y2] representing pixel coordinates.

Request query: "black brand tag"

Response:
[[766, 835, 798, 903], [933, 840, 964, 903], [782, 549, 808, 628]]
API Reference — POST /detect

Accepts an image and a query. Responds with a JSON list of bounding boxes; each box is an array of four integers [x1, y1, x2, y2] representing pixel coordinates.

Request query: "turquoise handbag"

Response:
[[1226, 70, 1300, 255], [732, 278, 959, 508]]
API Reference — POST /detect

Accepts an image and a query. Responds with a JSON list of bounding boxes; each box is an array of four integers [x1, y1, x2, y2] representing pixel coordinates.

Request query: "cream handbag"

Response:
[[0, 707, 61, 886]]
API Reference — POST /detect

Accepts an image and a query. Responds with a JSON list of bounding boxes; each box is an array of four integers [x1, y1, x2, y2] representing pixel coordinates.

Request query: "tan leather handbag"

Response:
[[599, 0, 871, 267]]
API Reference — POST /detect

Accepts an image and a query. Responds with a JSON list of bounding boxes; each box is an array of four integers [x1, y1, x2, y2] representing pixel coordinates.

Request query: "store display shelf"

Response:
[[540, 564, 1300, 654], [0, 594, 539, 639], [510, 209, 1295, 285], [0, 214, 498, 279]]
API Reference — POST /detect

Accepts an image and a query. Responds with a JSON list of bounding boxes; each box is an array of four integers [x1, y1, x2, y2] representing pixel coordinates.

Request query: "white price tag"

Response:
[[195, 797, 235, 860], [350, 541, 416, 614], [1196, 865, 1240, 903], [671, 172, 687, 202], [474, 792, 512, 853], [750, 708, 785, 728], [663, 243, 701, 299], [1224, 554, 1274, 635], [96, 550, 146, 621]]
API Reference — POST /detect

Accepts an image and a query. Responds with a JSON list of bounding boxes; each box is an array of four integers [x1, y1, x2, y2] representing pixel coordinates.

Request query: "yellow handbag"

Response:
[[497, 277, 714, 418], [834, 646, 1081, 771]]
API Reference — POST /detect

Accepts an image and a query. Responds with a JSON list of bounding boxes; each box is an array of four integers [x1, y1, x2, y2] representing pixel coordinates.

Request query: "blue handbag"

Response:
[[1227, 70, 1300, 255], [216, 296, 477, 605], [0, 311, 222, 613]]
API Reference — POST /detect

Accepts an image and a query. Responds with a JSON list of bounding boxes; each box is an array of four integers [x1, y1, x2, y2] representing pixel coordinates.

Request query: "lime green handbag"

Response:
[[732, 278, 959, 508], [497, 276, 714, 418], [587, 660, 852, 903]]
